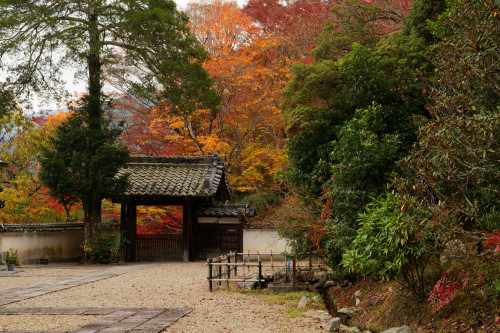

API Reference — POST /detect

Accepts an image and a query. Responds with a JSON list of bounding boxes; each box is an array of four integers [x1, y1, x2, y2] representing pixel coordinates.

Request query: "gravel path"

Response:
[[0, 262, 323, 332], [0, 266, 98, 291]]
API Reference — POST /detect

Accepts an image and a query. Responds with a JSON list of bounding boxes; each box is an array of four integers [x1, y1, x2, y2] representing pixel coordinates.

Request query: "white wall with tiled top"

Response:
[[0, 230, 84, 264], [242, 229, 289, 255]]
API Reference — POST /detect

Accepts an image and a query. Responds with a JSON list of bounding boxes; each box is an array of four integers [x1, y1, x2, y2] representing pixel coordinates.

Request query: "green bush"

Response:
[[83, 231, 121, 264], [4, 248, 18, 264], [343, 192, 433, 301]]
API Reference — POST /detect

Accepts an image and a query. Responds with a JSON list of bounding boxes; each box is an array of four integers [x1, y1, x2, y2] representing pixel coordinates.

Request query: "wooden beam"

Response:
[[192, 204, 199, 260], [183, 199, 189, 261], [120, 203, 127, 261]]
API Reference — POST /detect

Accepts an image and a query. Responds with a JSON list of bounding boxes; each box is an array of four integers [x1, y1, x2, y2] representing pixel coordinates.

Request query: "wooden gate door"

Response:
[[197, 224, 242, 260], [220, 225, 242, 254], [136, 234, 184, 261], [197, 224, 218, 260]]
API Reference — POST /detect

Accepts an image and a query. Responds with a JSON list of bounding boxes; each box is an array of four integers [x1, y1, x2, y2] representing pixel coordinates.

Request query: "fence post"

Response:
[[234, 251, 238, 276], [258, 260, 262, 290], [292, 256, 296, 287], [207, 258, 213, 292], [270, 250, 273, 270], [226, 254, 231, 290], [242, 257, 246, 284], [309, 250, 312, 272], [218, 258, 222, 287]]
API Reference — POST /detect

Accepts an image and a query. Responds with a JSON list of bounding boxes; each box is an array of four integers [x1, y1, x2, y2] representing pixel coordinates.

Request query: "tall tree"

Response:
[[0, 0, 219, 240]]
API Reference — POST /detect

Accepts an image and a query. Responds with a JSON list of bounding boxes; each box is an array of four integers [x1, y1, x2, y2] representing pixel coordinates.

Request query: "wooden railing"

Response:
[[207, 251, 322, 291]]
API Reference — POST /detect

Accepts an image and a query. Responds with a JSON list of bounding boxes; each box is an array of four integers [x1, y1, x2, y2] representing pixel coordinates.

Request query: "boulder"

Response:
[[354, 290, 362, 306], [298, 295, 308, 308], [337, 308, 361, 325], [236, 272, 259, 290], [440, 239, 467, 265], [346, 327, 361, 333], [326, 317, 341, 332], [380, 325, 413, 333]]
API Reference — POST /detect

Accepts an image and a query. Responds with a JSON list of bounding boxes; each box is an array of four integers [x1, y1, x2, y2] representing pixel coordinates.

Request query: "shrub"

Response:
[[343, 192, 433, 302], [4, 248, 18, 264], [83, 231, 121, 264], [428, 268, 470, 312]]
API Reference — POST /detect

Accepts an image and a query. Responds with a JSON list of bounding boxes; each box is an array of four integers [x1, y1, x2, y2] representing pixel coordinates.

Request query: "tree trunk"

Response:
[[87, 2, 101, 119], [82, 0, 103, 246], [83, 198, 102, 242]]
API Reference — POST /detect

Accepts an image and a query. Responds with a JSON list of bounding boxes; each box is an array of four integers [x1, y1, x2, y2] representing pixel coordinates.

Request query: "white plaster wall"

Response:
[[243, 229, 289, 255], [1, 230, 84, 264]]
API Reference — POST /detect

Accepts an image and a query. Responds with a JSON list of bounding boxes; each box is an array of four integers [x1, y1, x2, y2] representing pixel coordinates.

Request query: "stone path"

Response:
[[0, 266, 137, 306], [0, 265, 194, 332], [0, 307, 193, 332]]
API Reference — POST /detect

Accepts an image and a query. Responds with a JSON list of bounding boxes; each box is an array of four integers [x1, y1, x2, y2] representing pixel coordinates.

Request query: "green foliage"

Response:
[[429, 0, 499, 116], [4, 248, 18, 264], [241, 191, 283, 216], [403, 0, 447, 43], [397, 111, 500, 232], [0, 86, 17, 119], [283, 33, 429, 195], [343, 192, 433, 301], [0, 0, 219, 112], [396, 0, 500, 245], [343, 192, 429, 279], [281, 25, 431, 277], [322, 101, 420, 266], [39, 95, 129, 239], [83, 231, 121, 264]]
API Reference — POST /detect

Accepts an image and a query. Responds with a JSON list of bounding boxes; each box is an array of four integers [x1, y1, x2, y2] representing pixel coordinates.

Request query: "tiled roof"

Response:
[[0, 223, 84, 232], [197, 204, 256, 218], [115, 154, 230, 200], [242, 219, 275, 229]]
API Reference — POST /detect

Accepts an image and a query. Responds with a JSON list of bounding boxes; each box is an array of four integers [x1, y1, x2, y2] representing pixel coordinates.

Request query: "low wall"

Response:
[[242, 229, 289, 255], [0, 224, 84, 264]]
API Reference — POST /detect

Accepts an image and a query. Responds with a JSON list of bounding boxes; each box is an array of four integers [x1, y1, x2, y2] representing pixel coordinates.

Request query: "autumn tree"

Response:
[[186, 0, 291, 192], [0, 111, 82, 223], [120, 0, 290, 192], [0, 0, 218, 241], [243, 0, 333, 60]]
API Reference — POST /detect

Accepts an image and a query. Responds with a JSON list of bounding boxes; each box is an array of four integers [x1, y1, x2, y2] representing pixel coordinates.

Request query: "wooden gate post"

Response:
[[207, 258, 213, 292], [183, 199, 191, 261], [226, 255, 230, 290], [120, 203, 127, 261], [258, 260, 262, 289], [234, 252, 238, 276], [125, 202, 137, 262]]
